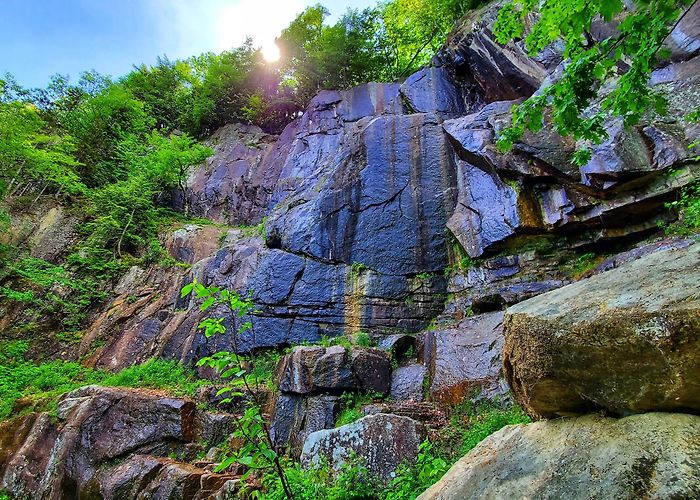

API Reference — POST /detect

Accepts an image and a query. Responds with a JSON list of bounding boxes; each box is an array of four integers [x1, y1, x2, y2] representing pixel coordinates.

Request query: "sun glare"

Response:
[[262, 42, 281, 63]]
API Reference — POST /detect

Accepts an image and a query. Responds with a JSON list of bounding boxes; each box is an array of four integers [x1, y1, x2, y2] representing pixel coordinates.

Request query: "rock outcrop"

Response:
[[0, 386, 236, 499], [423, 312, 508, 404], [270, 345, 392, 454], [72, 0, 700, 368], [504, 243, 700, 418], [301, 413, 426, 483], [418, 412, 700, 500]]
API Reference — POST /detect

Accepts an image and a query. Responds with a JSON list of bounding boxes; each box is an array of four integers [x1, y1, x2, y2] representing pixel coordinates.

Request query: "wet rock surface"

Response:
[[76, 10, 699, 364], [275, 346, 391, 396], [424, 312, 508, 404], [418, 413, 700, 500], [390, 363, 427, 402], [270, 345, 392, 455]]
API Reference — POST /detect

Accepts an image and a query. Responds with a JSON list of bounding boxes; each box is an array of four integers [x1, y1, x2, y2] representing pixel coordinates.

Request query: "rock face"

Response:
[[0, 386, 236, 499], [275, 346, 392, 396], [504, 243, 700, 418], [418, 412, 700, 500], [270, 345, 392, 454], [73, 0, 700, 367], [84, 455, 239, 500], [301, 413, 426, 483], [424, 312, 508, 404]]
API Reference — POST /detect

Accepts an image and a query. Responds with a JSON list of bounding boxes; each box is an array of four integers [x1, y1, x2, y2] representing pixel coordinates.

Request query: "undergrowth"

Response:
[[665, 180, 700, 236], [261, 399, 530, 499], [0, 340, 208, 420]]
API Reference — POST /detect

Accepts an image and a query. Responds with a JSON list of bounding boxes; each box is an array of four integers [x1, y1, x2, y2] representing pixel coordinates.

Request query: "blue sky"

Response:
[[1, 0, 376, 89]]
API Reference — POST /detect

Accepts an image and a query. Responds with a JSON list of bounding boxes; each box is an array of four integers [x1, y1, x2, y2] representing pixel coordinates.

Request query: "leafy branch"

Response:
[[494, 0, 696, 165], [181, 279, 295, 499]]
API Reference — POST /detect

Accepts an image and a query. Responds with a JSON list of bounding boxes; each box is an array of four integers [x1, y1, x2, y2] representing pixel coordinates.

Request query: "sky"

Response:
[[0, 0, 376, 89]]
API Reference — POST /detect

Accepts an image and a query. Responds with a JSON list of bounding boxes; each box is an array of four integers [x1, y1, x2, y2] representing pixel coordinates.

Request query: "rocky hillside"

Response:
[[1, 1, 700, 498]]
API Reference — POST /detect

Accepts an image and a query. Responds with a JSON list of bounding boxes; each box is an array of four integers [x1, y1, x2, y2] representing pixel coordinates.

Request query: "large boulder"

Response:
[[301, 414, 426, 483], [276, 346, 391, 396], [0, 386, 235, 499], [84, 455, 239, 500], [391, 363, 428, 402], [418, 412, 700, 499], [269, 394, 340, 456], [504, 243, 700, 418]]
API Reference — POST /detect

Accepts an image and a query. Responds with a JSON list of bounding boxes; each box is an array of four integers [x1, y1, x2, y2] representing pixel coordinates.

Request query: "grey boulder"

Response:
[[418, 412, 700, 500]]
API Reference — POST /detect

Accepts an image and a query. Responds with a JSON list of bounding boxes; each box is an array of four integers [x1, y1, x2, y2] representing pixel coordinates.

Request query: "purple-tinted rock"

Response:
[[391, 363, 428, 402], [269, 394, 340, 456], [425, 312, 508, 404], [351, 349, 392, 395], [400, 66, 467, 117]]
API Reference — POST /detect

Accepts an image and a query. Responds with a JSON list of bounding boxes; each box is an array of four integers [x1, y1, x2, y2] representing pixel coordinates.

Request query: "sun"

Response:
[[262, 42, 281, 63]]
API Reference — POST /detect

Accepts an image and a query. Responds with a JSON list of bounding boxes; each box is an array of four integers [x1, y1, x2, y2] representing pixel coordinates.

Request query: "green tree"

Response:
[[278, 6, 393, 100], [493, 0, 696, 164], [58, 84, 151, 186], [379, 0, 473, 77], [181, 281, 295, 499], [122, 56, 196, 132], [83, 132, 211, 257], [0, 100, 83, 201]]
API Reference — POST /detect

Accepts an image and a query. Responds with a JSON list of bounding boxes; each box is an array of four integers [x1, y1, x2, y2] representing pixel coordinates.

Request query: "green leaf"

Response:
[[599, 0, 623, 22]]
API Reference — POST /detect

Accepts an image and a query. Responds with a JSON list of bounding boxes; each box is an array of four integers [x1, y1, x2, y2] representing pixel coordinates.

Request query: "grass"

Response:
[[0, 340, 208, 421], [335, 392, 381, 427], [433, 399, 531, 460], [665, 180, 700, 236]]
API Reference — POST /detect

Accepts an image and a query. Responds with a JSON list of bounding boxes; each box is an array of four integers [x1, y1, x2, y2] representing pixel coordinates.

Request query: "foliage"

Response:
[[433, 400, 530, 461], [262, 456, 379, 500], [354, 331, 374, 348], [494, 0, 695, 164], [0, 340, 205, 421], [260, 399, 530, 499], [379, 0, 480, 77], [0, 256, 108, 331], [0, 100, 84, 198], [666, 181, 700, 235], [181, 280, 294, 498], [383, 441, 448, 500], [277, 0, 475, 101], [335, 391, 383, 427], [81, 131, 211, 258]]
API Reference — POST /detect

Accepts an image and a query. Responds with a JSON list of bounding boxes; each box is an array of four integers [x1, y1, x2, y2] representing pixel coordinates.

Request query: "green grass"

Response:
[[335, 391, 384, 427], [0, 340, 208, 421], [666, 180, 700, 236]]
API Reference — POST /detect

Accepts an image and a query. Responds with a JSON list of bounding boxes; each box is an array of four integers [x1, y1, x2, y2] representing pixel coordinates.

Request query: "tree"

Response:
[[493, 0, 696, 164], [57, 84, 152, 187], [181, 281, 295, 499], [84, 131, 211, 257], [379, 0, 473, 77], [122, 57, 195, 132], [0, 100, 83, 201]]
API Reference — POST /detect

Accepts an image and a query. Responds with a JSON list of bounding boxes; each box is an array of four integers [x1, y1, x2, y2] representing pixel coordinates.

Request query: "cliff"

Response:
[[1, 1, 700, 498]]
